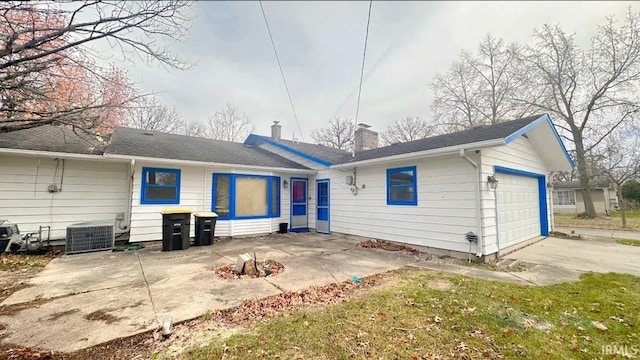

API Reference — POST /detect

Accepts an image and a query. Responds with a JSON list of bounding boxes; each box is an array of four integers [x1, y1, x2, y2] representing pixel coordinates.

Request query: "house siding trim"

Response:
[[494, 165, 549, 236]]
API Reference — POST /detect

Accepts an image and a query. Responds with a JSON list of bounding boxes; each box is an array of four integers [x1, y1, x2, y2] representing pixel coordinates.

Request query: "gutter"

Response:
[[103, 153, 317, 174], [0, 148, 127, 162], [459, 149, 483, 257], [331, 139, 504, 169]]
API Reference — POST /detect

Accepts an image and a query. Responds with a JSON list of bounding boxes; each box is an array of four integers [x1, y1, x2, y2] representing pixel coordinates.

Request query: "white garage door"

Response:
[[496, 173, 541, 249]]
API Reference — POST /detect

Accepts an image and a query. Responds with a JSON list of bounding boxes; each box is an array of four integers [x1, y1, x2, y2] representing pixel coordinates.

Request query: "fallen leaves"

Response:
[[203, 275, 382, 327], [214, 260, 285, 280], [357, 240, 420, 254], [6, 347, 53, 360], [591, 321, 608, 331]]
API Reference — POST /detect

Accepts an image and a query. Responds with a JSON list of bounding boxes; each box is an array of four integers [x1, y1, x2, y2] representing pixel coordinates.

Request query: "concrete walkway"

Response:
[[0, 233, 591, 352], [555, 226, 640, 240]]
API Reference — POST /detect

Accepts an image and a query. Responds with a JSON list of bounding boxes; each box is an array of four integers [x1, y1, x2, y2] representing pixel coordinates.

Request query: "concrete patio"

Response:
[[0, 232, 606, 353]]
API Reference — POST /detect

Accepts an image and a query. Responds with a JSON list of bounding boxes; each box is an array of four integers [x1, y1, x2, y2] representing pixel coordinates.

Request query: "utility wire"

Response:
[[354, 0, 373, 127], [259, 1, 304, 141]]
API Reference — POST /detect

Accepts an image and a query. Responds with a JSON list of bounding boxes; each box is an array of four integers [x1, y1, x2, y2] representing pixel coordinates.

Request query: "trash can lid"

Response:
[[194, 211, 218, 217], [160, 207, 193, 214]]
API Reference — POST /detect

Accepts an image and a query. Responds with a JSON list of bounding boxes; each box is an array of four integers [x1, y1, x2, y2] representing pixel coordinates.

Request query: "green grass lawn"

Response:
[[555, 211, 640, 231], [181, 268, 640, 360], [615, 238, 640, 246]]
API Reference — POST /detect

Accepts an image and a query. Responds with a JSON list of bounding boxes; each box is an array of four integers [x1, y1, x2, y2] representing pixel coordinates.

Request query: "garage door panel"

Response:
[[496, 173, 540, 249]]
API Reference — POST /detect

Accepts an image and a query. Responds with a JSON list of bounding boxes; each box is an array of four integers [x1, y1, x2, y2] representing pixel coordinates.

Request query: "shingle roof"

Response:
[[344, 114, 545, 163], [106, 127, 310, 169], [554, 180, 612, 189], [245, 135, 353, 164], [0, 126, 105, 155]]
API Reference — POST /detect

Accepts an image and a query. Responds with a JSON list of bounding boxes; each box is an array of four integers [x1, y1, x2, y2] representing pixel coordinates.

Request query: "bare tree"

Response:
[[592, 128, 640, 227], [205, 103, 254, 142], [381, 116, 434, 145], [310, 117, 355, 151], [0, 1, 192, 133], [519, 9, 640, 217], [431, 35, 528, 133], [126, 96, 183, 133], [177, 118, 207, 138]]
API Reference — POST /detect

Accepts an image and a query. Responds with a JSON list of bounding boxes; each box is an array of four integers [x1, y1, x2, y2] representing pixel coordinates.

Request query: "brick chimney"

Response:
[[354, 123, 378, 153], [270, 121, 282, 140]]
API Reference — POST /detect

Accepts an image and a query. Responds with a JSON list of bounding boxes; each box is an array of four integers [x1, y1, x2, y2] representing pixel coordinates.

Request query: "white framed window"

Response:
[[553, 190, 575, 206]]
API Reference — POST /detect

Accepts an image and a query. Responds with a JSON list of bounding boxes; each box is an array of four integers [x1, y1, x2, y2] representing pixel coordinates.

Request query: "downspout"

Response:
[[459, 149, 483, 257], [493, 187, 501, 257], [125, 159, 135, 233]]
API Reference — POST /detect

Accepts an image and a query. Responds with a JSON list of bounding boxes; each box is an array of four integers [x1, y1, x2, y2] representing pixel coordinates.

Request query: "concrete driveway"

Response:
[[0, 233, 419, 352], [506, 235, 640, 276]]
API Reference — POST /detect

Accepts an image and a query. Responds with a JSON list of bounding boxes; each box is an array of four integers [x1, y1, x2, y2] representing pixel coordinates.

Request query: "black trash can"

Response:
[[193, 212, 218, 246], [161, 208, 192, 251], [278, 222, 289, 234], [0, 239, 9, 255]]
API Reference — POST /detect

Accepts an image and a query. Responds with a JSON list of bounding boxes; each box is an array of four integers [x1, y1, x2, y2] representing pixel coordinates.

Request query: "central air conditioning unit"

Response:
[[66, 221, 115, 254]]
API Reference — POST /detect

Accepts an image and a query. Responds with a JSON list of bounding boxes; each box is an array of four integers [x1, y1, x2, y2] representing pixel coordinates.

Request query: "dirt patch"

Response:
[[43, 309, 79, 322], [85, 310, 121, 324], [214, 260, 285, 280], [549, 230, 582, 239], [357, 240, 420, 254], [425, 279, 453, 290], [0, 296, 56, 317]]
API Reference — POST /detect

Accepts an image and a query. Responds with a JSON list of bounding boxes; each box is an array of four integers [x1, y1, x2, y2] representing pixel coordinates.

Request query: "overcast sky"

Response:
[[117, 1, 637, 142]]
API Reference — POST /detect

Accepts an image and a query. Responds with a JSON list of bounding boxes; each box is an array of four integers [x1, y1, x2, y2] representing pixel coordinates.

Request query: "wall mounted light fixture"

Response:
[[283, 180, 288, 189], [487, 175, 499, 190]]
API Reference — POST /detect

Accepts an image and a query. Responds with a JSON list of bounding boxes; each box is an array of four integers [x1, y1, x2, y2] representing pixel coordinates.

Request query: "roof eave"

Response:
[[103, 153, 316, 173], [330, 138, 505, 169], [245, 134, 333, 167], [0, 147, 123, 161], [505, 114, 576, 170]]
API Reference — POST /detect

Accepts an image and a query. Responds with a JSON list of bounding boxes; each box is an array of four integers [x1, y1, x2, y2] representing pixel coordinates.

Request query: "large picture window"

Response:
[[213, 174, 280, 219], [141, 167, 180, 204], [386, 166, 417, 206]]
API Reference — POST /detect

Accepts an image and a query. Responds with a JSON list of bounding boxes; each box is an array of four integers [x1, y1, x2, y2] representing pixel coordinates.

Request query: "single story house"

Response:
[[0, 113, 573, 260], [552, 180, 619, 215]]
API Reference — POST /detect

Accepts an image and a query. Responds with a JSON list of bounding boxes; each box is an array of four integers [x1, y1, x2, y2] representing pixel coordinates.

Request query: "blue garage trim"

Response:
[[494, 166, 549, 236], [503, 114, 575, 170], [244, 134, 333, 167]]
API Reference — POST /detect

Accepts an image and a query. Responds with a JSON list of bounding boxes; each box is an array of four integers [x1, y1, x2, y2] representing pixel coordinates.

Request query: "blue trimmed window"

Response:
[[141, 167, 180, 204], [212, 174, 280, 219], [386, 166, 417, 206]]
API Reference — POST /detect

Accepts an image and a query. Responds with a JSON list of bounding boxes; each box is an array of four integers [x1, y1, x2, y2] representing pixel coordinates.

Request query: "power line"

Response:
[[354, 0, 373, 127], [259, 1, 304, 141]]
